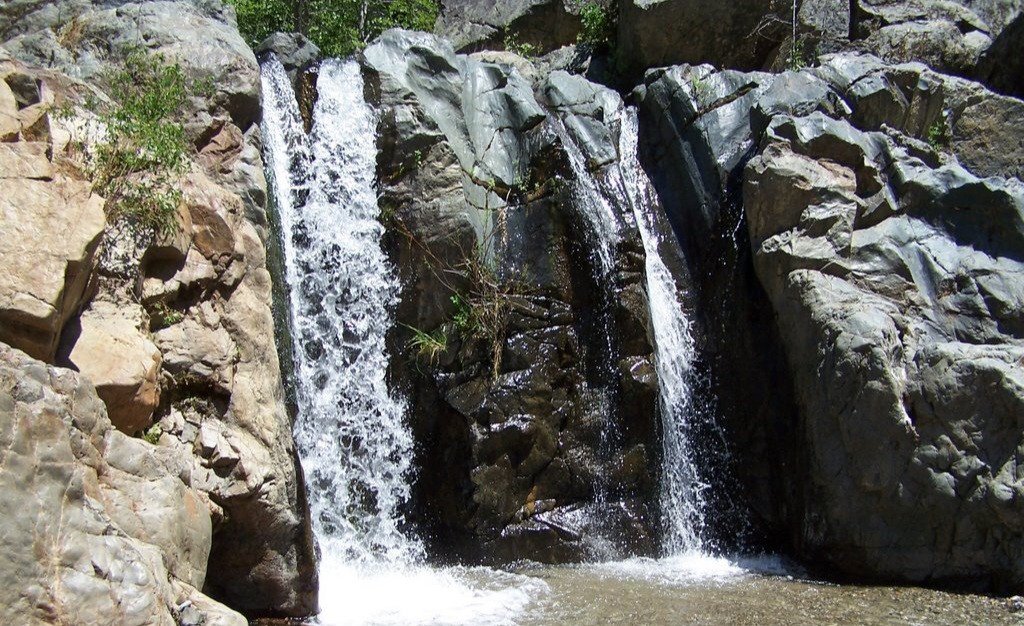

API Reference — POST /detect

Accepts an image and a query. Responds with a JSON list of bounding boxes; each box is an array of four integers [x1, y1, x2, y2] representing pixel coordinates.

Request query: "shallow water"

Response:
[[257, 554, 1020, 626]]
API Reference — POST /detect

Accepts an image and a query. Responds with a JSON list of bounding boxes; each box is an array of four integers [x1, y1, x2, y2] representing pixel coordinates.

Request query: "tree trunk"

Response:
[[294, 0, 308, 36]]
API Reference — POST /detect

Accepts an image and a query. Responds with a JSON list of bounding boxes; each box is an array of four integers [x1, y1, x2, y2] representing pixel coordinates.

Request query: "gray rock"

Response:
[[617, 0, 783, 77], [434, 0, 591, 53], [638, 50, 1024, 590], [257, 31, 320, 76], [0, 343, 245, 626], [1, 1, 260, 131], [365, 29, 662, 561], [745, 106, 1024, 586], [814, 53, 1024, 180], [974, 11, 1024, 98], [848, 0, 1024, 83]]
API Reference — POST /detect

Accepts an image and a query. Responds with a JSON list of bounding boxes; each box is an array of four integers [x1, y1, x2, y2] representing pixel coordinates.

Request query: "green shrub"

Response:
[[228, 0, 294, 48], [503, 32, 538, 58], [150, 301, 184, 330], [578, 3, 613, 48], [88, 48, 192, 235], [142, 424, 163, 445], [227, 0, 439, 57], [926, 118, 948, 150], [787, 35, 808, 70]]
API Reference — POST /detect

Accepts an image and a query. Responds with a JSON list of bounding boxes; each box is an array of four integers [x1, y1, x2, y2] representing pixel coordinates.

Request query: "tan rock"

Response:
[[154, 304, 236, 393], [101, 434, 211, 590], [198, 121, 244, 173], [182, 170, 239, 261], [0, 141, 51, 179], [0, 344, 236, 626], [0, 79, 18, 140], [67, 301, 162, 434], [17, 102, 49, 141], [0, 168, 105, 361], [142, 247, 220, 305]]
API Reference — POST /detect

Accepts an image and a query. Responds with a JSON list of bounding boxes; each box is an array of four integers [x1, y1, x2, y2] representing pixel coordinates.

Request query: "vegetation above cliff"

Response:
[[227, 0, 438, 56], [66, 48, 194, 234]]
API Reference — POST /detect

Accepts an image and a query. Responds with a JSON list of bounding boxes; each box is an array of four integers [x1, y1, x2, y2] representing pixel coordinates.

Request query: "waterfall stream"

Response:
[[261, 55, 546, 624], [617, 109, 711, 555], [260, 52, 759, 624], [262, 57, 422, 565], [553, 103, 713, 556]]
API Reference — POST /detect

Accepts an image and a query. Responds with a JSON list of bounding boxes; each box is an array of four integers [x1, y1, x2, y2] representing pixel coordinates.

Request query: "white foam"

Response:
[[586, 552, 793, 586], [316, 554, 549, 626]]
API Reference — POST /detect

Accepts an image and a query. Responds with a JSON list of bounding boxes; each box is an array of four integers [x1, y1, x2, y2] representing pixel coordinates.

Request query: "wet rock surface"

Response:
[[364, 29, 662, 563], [637, 47, 1024, 590]]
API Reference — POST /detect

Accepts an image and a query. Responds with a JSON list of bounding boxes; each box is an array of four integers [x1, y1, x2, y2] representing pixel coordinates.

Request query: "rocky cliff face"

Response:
[[0, 344, 246, 626], [1, 0, 1023, 619], [635, 48, 1024, 590], [360, 30, 666, 562], [0, 0, 316, 619], [431, 0, 1024, 594]]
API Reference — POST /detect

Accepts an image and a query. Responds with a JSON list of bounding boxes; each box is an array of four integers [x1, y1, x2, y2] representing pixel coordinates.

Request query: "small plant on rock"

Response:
[[504, 32, 539, 58], [87, 48, 192, 236], [787, 35, 808, 70], [150, 301, 184, 330], [926, 118, 949, 150], [142, 424, 163, 445], [689, 73, 713, 107], [404, 324, 449, 365], [578, 2, 614, 49]]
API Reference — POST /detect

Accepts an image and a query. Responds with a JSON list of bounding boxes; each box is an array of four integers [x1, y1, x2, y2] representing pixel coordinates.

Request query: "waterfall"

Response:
[[261, 56, 422, 565], [549, 118, 620, 276], [553, 102, 713, 555], [260, 55, 547, 624], [548, 116, 625, 529], [617, 109, 711, 555]]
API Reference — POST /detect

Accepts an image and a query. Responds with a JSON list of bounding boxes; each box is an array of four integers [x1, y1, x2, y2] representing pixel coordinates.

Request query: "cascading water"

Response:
[[548, 117, 624, 527], [549, 119, 620, 276], [552, 102, 715, 556], [261, 55, 546, 624], [263, 55, 422, 567], [617, 109, 712, 555]]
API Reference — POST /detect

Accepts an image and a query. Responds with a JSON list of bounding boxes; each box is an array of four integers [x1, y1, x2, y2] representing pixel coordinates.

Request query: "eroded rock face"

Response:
[[364, 30, 661, 562], [637, 50, 1024, 589], [0, 2, 317, 618], [0, 71, 105, 361], [0, 343, 245, 626], [617, 0, 784, 77], [745, 112, 1024, 588], [64, 301, 162, 435], [434, 0, 594, 53]]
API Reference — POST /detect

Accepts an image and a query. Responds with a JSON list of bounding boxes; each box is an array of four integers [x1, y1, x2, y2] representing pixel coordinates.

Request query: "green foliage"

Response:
[[142, 424, 163, 445], [88, 48, 192, 235], [451, 294, 474, 334], [503, 32, 538, 58], [227, 0, 439, 58], [578, 3, 613, 47], [926, 118, 948, 150], [689, 73, 711, 106], [787, 36, 807, 70], [404, 324, 448, 365], [150, 301, 184, 330], [228, 0, 294, 48], [447, 247, 527, 380]]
